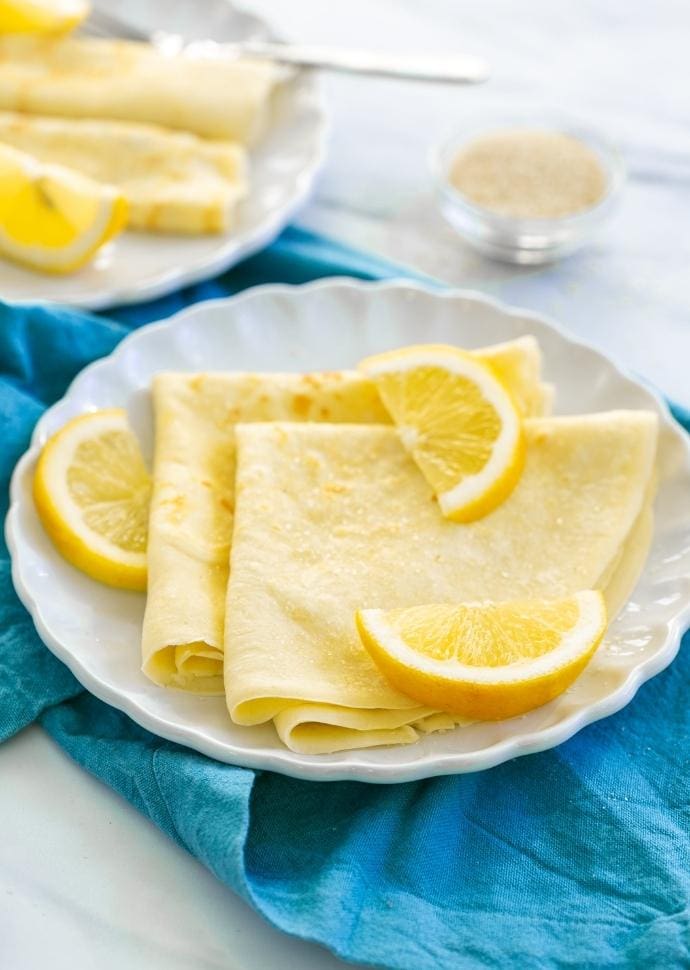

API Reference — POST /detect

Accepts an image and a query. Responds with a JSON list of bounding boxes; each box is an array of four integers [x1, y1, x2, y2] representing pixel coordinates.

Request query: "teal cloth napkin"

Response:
[[1, 226, 689, 970]]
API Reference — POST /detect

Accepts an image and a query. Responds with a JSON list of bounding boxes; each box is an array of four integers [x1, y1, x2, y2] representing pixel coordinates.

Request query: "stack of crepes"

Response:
[[0, 35, 281, 232], [140, 336, 658, 754]]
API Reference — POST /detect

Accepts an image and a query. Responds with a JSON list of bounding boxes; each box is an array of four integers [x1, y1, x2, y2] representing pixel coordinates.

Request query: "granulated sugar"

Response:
[[449, 129, 607, 219]]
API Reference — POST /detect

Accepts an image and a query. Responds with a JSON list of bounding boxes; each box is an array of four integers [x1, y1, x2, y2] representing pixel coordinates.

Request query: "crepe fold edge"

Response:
[[224, 412, 658, 754]]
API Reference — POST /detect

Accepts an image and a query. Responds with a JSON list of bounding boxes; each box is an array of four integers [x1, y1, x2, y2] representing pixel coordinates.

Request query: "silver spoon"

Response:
[[84, 8, 489, 85]]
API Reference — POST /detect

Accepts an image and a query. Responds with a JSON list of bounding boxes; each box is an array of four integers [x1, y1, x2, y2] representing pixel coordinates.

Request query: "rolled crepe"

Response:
[[225, 412, 658, 753], [0, 36, 277, 143], [142, 336, 550, 692], [0, 112, 247, 234]]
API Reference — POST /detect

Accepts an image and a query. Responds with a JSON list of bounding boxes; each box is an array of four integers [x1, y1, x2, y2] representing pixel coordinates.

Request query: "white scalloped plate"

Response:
[[0, 0, 328, 309], [7, 280, 690, 782]]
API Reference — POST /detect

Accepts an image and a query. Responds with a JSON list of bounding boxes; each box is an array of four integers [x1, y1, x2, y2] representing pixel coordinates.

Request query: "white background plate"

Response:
[[7, 279, 690, 782], [0, 0, 328, 308]]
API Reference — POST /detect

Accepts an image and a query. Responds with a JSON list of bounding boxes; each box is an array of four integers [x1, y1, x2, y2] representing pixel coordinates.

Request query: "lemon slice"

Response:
[[0, 0, 89, 33], [0, 143, 127, 274], [359, 344, 524, 522], [356, 591, 607, 720], [33, 409, 151, 591]]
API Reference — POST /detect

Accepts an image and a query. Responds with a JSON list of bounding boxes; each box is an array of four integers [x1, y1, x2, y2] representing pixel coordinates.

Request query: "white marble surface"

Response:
[[271, 0, 690, 407], [2, 1, 689, 968]]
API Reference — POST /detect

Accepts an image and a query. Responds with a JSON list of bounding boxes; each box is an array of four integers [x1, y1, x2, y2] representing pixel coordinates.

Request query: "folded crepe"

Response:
[[142, 336, 551, 693], [0, 112, 247, 234], [0, 36, 277, 144], [224, 412, 658, 754]]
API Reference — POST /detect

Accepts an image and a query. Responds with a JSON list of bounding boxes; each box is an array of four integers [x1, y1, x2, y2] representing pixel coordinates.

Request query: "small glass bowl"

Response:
[[431, 117, 625, 265]]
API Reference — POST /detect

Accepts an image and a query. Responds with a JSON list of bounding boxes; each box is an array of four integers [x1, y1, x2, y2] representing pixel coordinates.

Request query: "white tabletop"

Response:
[[3, 1, 688, 968]]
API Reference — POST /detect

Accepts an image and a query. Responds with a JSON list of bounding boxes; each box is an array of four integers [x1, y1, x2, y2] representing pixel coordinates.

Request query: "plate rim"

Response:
[[0, 0, 331, 310], [7, 277, 690, 782]]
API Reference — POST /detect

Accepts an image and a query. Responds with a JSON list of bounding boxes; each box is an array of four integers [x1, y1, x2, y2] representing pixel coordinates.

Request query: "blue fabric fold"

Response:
[[1, 226, 688, 970]]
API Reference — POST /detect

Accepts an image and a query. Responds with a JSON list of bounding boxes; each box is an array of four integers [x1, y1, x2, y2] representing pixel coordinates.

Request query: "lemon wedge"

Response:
[[33, 409, 150, 591], [0, 142, 127, 273], [359, 344, 524, 522], [356, 591, 607, 720], [0, 0, 89, 33]]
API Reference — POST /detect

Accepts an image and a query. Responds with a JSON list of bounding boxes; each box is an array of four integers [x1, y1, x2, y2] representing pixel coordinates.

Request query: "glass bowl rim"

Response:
[[430, 114, 626, 230]]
